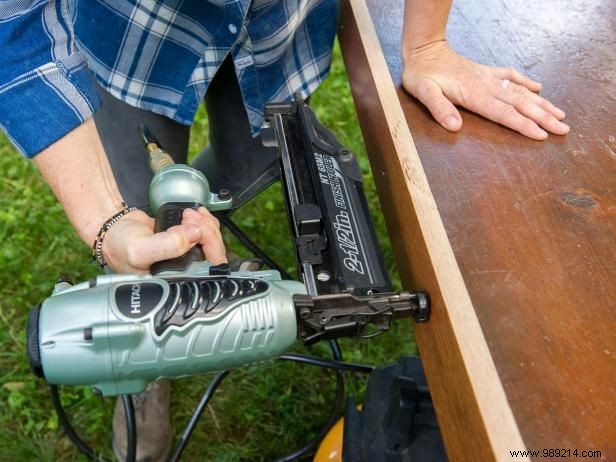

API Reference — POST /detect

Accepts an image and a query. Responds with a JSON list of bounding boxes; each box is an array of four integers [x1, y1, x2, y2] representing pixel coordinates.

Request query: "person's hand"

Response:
[[102, 207, 227, 274], [401, 40, 569, 140]]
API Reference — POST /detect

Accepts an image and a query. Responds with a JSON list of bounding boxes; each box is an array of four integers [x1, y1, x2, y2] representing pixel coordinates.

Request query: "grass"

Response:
[[0, 42, 416, 461]]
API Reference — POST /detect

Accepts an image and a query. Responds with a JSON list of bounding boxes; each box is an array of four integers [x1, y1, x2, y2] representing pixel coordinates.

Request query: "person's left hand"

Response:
[[402, 40, 570, 140]]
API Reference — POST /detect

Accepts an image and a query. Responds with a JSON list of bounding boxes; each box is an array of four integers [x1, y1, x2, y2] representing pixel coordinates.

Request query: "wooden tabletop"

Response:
[[339, 0, 615, 460]]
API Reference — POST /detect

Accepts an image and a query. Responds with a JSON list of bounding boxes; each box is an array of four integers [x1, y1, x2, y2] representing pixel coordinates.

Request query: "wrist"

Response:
[[402, 0, 451, 63], [99, 209, 153, 272], [402, 38, 449, 65], [80, 200, 130, 245], [92, 203, 138, 268]]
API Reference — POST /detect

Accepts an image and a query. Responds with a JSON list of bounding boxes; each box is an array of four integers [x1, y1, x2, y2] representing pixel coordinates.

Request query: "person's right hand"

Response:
[[101, 208, 227, 274]]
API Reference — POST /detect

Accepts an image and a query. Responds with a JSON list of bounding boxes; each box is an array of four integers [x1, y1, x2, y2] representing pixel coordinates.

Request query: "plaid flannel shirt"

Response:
[[0, 0, 337, 157]]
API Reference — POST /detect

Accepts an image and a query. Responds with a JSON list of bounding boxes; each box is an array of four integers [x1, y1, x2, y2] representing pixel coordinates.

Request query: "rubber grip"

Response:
[[151, 202, 204, 275]]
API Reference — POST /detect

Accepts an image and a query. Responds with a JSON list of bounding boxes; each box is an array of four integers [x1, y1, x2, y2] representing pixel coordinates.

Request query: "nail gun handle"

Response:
[[151, 202, 204, 275]]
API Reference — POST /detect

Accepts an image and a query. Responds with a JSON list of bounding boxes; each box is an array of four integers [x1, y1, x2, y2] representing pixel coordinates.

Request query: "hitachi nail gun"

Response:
[[26, 98, 429, 398]]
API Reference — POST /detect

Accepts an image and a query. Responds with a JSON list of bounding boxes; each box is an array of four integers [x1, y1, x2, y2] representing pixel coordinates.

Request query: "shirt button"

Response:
[[228, 23, 237, 34]]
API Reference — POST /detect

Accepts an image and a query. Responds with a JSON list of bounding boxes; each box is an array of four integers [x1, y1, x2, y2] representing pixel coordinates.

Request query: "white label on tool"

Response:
[[314, 152, 370, 278]]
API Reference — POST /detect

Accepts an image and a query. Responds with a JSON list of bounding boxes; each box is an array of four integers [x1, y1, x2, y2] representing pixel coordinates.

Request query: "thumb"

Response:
[[135, 224, 202, 268], [411, 78, 462, 132]]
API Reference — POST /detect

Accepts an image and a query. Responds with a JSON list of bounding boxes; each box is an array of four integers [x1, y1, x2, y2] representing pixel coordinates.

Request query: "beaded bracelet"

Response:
[[91, 202, 137, 268]]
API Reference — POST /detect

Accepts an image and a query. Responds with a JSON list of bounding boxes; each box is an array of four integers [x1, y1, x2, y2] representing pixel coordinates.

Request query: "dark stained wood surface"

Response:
[[339, 2, 527, 459], [339, 0, 615, 459]]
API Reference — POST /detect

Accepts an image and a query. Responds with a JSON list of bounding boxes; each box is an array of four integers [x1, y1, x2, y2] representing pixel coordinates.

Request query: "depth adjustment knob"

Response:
[[413, 292, 430, 323]]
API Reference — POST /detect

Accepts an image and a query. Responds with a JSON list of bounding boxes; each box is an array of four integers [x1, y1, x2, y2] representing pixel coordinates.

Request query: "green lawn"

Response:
[[0, 43, 416, 461]]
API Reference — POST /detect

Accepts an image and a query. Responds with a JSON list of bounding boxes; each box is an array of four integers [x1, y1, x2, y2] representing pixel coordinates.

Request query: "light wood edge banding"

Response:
[[338, 0, 529, 459]]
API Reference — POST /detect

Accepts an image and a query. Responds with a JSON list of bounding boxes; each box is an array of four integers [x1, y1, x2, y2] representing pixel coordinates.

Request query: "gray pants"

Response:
[[94, 57, 277, 213]]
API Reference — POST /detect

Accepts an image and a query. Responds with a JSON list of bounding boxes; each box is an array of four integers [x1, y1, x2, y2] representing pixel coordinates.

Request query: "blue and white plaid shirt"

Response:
[[0, 0, 337, 157]]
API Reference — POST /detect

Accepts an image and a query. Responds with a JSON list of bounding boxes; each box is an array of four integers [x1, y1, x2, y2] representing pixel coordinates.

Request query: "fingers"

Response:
[[492, 66, 542, 92], [490, 81, 569, 135], [467, 92, 549, 140], [130, 223, 203, 268], [182, 207, 227, 264], [526, 91, 566, 120], [102, 208, 226, 273], [412, 78, 463, 132]]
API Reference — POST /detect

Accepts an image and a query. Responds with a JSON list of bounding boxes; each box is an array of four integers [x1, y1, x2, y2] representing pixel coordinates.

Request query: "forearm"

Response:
[[402, 0, 452, 58], [33, 118, 125, 246]]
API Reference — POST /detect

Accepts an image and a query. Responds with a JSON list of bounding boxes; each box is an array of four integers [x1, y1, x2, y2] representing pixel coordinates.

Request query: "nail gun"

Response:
[[26, 97, 429, 398]]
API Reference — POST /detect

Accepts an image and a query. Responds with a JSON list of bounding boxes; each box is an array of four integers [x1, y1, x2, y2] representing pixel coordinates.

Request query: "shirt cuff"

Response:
[[0, 53, 101, 158]]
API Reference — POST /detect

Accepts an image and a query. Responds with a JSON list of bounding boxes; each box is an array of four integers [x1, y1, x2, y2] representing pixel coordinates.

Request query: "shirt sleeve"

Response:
[[0, 0, 101, 157]]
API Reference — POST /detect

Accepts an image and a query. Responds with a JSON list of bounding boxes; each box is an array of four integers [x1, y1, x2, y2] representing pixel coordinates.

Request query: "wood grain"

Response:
[[339, 0, 616, 460]]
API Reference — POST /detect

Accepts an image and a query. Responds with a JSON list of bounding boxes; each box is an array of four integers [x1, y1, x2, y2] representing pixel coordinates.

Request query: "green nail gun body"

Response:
[[28, 266, 304, 396], [27, 97, 429, 397]]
